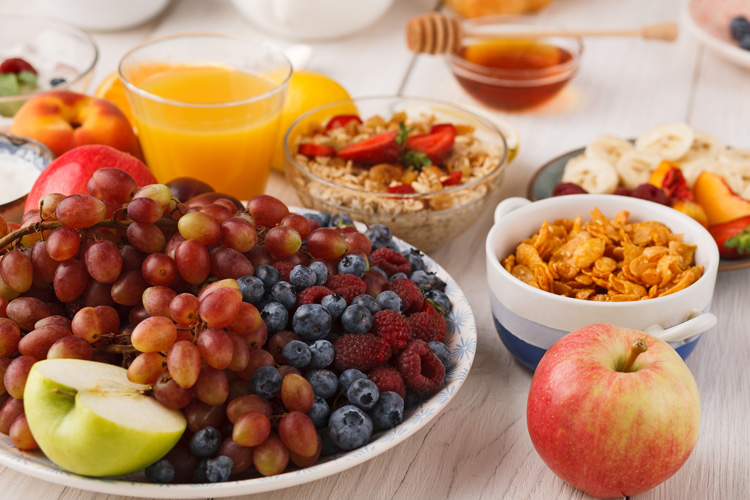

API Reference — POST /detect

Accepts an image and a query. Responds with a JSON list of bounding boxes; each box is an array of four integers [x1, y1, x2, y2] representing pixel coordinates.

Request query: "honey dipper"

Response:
[[406, 13, 679, 54]]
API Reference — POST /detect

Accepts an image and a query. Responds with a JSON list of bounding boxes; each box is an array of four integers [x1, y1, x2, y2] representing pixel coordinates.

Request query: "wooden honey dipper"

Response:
[[406, 13, 679, 54]]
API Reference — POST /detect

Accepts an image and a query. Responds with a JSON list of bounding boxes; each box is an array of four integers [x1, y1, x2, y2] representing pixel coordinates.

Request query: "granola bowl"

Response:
[[283, 96, 509, 251]]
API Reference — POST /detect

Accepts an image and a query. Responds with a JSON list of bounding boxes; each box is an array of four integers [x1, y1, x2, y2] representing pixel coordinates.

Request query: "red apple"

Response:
[[9, 90, 142, 159], [527, 324, 700, 499], [25, 145, 157, 213]]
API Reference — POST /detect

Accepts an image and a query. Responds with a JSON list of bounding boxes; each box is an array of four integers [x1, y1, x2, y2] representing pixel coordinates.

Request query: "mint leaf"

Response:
[[402, 150, 432, 170]]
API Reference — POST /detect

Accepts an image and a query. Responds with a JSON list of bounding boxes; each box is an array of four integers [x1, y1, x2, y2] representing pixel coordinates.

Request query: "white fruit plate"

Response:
[[0, 232, 477, 498]]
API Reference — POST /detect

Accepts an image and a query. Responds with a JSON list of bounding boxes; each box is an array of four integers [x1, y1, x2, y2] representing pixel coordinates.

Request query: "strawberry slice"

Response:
[[405, 124, 456, 165], [336, 130, 400, 165], [326, 114, 362, 130], [298, 143, 335, 157], [0, 58, 37, 75], [386, 184, 416, 194], [440, 171, 462, 186]]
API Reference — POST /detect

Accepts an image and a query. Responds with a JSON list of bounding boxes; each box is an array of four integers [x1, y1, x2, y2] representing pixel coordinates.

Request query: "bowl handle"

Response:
[[644, 311, 717, 343], [494, 197, 531, 225]]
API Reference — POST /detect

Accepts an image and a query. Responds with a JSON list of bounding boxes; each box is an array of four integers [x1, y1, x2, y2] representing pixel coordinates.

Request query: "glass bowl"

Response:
[[0, 15, 98, 129], [0, 132, 54, 223], [446, 15, 582, 110], [283, 96, 509, 251]]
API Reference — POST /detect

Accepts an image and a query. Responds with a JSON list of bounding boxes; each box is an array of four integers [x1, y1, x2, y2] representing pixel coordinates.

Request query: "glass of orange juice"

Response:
[[119, 33, 291, 200]]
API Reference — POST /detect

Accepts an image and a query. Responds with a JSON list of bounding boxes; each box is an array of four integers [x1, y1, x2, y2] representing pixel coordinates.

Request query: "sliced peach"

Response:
[[693, 171, 750, 226], [672, 200, 709, 227], [648, 160, 681, 188]]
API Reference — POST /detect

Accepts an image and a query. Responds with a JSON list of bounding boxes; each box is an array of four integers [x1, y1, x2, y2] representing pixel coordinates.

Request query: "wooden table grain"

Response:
[[2, 0, 749, 499]]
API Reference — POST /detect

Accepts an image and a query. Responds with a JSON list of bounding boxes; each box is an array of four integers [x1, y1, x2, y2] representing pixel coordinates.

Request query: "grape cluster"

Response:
[[0, 169, 452, 483]]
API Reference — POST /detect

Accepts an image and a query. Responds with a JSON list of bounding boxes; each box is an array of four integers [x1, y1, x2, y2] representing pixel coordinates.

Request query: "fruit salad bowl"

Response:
[[0, 15, 98, 129], [283, 96, 509, 252], [486, 194, 720, 371], [0, 228, 477, 498]]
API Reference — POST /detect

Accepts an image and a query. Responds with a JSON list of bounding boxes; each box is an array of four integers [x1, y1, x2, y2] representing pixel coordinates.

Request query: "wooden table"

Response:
[[3, 0, 749, 499]]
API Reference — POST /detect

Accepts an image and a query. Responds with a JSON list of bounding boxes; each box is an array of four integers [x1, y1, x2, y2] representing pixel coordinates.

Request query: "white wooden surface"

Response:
[[2, 0, 749, 499]]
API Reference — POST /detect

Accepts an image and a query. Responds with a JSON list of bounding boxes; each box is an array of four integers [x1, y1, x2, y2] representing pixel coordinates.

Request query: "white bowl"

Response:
[[230, 0, 395, 40], [33, 0, 172, 31], [485, 195, 720, 370]]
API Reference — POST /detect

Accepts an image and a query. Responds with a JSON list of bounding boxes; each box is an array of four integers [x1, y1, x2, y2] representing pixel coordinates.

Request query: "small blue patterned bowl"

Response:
[[0, 132, 54, 223], [485, 195, 719, 371]]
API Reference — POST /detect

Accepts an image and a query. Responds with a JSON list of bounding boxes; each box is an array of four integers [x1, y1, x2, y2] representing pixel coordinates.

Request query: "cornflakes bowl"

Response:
[[485, 194, 719, 370], [283, 96, 509, 251]]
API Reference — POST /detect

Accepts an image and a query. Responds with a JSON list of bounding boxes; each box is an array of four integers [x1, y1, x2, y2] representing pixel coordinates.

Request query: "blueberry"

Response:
[[376, 290, 403, 313], [305, 369, 339, 399], [730, 15, 750, 41], [365, 224, 392, 250], [270, 281, 297, 310], [403, 248, 425, 272], [309, 261, 330, 285], [292, 304, 332, 341], [255, 265, 281, 292], [389, 272, 408, 281], [289, 265, 317, 290], [189, 426, 222, 457], [237, 275, 265, 304], [328, 405, 373, 450], [351, 294, 381, 315], [250, 365, 283, 399], [49, 77, 66, 87], [330, 213, 354, 227], [404, 388, 422, 409], [410, 270, 446, 292], [308, 339, 335, 368], [338, 254, 367, 277], [339, 368, 367, 392], [261, 301, 288, 333], [283, 340, 312, 368], [321, 293, 346, 319], [341, 304, 372, 334], [346, 378, 379, 410], [428, 341, 451, 373], [303, 212, 325, 227], [307, 396, 331, 428], [425, 289, 451, 313], [319, 427, 341, 456], [741, 33, 750, 51], [194, 456, 233, 483], [369, 391, 405, 431], [145, 458, 174, 484]]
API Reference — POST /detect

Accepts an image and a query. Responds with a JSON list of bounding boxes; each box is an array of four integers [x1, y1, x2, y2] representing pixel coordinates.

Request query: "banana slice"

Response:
[[681, 157, 723, 188], [635, 123, 694, 161], [561, 155, 619, 194], [678, 129, 725, 163], [584, 135, 633, 166], [615, 151, 661, 189], [718, 148, 750, 195], [741, 184, 750, 201]]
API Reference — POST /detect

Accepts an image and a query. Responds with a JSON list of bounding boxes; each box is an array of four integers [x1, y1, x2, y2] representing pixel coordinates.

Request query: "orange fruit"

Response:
[[94, 71, 136, 130]]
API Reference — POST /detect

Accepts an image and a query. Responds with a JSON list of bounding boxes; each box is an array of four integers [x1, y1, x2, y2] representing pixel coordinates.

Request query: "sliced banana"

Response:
[[678, 129, 725, 163], [584, 135, 633, 166], [615, 150, 661, 189], [635, 123, 694, 161], [681, 157, 723, 188], [741, 184, 750, 201], [562, 155, 619, 194], [718, 148, 750, 195]]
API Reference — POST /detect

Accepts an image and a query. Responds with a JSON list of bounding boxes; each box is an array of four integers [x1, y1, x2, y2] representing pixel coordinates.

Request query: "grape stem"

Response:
[[0, 217, 178, 253]]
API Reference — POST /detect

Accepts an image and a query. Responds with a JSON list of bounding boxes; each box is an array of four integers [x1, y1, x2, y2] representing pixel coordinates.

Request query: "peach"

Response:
[[671, 200, 709, 228], [693, 171, 750, 226], [9, 90, 143, 160], [648, 160, 681, 188]]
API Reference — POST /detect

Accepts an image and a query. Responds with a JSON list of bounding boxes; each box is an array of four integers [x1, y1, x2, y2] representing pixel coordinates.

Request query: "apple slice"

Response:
[[24, 359, 186, 477]]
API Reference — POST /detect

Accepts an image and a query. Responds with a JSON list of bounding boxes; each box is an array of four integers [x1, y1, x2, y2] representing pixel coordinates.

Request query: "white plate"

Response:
[[0, 231, 477, 498], [683, 0, 750, 68]]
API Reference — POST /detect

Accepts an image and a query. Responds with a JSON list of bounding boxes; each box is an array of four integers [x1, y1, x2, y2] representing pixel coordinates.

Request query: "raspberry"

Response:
[[408, 310, 445, 343], [386, 278, 424, 314], [370, 309, 410, 351], [326, 274, 367, 303], [333, 333, 391, 372], [368, 365, 406, 399], [369, 248, 411, 276], [552, 182, 587, 196], [296, 286, 334, 307], [272, 261, 295, 282], [396, 340, 445, 393], [421, 302, 447, 339]]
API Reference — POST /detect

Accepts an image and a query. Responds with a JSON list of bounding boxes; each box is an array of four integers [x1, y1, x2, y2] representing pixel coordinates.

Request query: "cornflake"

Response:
[[501, 208, 703, 301]]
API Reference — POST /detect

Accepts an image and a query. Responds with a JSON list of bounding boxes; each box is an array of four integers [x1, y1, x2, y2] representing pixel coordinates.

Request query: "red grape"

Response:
[[170, 293, 200, 326], [153, 372, 193, 409], [247, 195, 289, 228], [9, 414, 38, 450], [174, 239, 211, 285], [199, 287, 242, 328], [4, 356, 36, 399], [209, 247, 254, 280], [193, 366, 228, 406], [56, 194, 107, 229], [253, 434, 289, 476], [53, 259, 89, 303], [280, 373, 314, 413], [84, 240, 122, 284], [280, 214, 312, 240], [0, 250, 34, 292], [126, 222, 166, 254], [142, 253, 177, 286], [127, 351, 165, 385], [6, 297, 50, 331], [264, 226, 301, 259], [166, 341, 201, 388], [71, 307, 103, 343], [233, 411, 271, 447], [131, 316, 177, 353], [278, 412, 318, 457], [0, 397, 24, 434], [226, 394, 273, 422], [142, 286, 177, 319], [227, 302, 262, 336], [306, 228, 347, 260], [184, 399, 227, 433], [0, 320, 21, 357], [196, 328, 233, 370], [220, 217, 257, 252], [177, 211, 221, 247], [88, 168, 138, 203], [47, 335, 93, 360], [217, 437, 254, 475], [110, 270, 149, 306]]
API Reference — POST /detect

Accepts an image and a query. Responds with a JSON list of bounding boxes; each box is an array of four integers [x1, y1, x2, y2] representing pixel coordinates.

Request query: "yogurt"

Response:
[[0, 154, 40, 205]]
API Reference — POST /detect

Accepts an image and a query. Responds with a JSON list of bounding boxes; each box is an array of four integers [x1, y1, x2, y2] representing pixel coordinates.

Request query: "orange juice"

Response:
[[127, 65, 285, 200]]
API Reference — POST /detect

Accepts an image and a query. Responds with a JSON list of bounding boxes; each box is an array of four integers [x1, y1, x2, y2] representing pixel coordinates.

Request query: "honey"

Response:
[[452, 39, 577, 110]]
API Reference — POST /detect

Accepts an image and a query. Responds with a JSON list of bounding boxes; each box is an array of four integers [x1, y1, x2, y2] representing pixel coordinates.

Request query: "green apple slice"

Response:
[[24, 358, 186, 477]]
